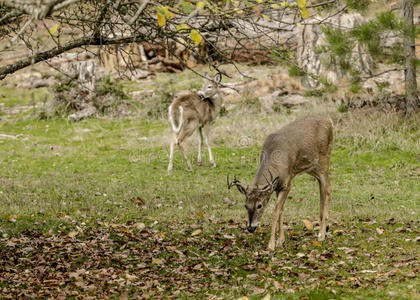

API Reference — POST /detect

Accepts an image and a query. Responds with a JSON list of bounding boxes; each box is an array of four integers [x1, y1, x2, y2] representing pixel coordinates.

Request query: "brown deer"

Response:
[[167, 73, 223, 175], [227, 116, 333, 250]]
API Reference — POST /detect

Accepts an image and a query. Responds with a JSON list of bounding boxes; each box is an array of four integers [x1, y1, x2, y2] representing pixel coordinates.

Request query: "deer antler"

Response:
[[227, 174, 248, 193], [259, 169, 279, 192]]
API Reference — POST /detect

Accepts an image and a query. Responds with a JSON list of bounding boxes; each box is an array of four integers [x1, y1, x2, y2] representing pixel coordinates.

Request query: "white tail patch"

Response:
[[168, 105, 183, 134]]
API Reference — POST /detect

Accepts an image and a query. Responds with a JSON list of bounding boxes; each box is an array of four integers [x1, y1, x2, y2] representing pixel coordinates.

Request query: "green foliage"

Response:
[[337, 102, 348, 113], [321, 25, 353, 57], [288, 65, 306, 77], [318, 6, 418, 95], [146, 78, 176, 118], [376, 11, 403, 31], [346, 0, 370, 10], [95, 75, 127, 99]]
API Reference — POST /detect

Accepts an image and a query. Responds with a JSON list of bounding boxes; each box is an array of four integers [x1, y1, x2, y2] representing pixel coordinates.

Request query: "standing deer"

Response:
[[167, 73, 223, 175], [227, 116, 333, 250]]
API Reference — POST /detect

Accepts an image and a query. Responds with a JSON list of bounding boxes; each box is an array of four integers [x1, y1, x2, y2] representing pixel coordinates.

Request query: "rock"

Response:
[[68, 105, 96, 121], [296, 12, 373, 87], [130, 69, 152, 80], [131, 89, 154, 101], [279, 94, 308, 108]]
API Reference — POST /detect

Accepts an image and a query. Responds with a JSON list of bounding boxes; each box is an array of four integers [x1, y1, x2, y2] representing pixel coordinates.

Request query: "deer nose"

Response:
[[247, 226, 257, 233]]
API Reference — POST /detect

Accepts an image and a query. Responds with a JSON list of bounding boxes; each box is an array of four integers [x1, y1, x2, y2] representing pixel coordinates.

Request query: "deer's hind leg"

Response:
[[310, 166, 332, 241], [318, 172, 331, 241], [168, 134, 176, 175], [176, 121, 198, 172]]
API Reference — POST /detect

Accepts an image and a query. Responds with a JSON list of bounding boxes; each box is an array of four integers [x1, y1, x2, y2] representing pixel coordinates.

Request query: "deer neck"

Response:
[[205, 91, 223, 119]]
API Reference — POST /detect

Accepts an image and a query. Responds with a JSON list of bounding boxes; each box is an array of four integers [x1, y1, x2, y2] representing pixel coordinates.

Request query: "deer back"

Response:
[[254, 116, 333, 187]]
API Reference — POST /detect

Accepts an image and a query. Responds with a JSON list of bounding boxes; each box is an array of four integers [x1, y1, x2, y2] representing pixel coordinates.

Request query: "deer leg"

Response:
[[167, 135, 176, 175], [268, 187, 290, 250], [177, 142, 192, 172], [176, 131, 193, 172], [318, 174, 332, 241], [197, 127, 203, 166], [203, 124, 216, 167]]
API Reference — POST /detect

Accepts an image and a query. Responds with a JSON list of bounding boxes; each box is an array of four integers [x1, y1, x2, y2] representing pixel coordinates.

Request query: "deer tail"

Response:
[[168, 104, 183, 134]]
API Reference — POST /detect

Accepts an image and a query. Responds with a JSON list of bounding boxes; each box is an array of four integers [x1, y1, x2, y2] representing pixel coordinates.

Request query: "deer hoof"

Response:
[[276, 238, 285, 247], [318, 232, 325, 241], [197, 162, 203, 167], [211, 162, 216, 168], [267, 241, 276, 251]]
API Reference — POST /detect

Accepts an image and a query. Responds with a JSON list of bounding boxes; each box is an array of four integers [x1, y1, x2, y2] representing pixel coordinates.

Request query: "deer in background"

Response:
[[228, 116, 333, 250], [167, 73, 223, 175]]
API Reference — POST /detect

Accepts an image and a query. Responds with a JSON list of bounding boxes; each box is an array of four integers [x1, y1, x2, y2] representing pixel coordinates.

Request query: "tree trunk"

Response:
[[401, 0, 419, 113]]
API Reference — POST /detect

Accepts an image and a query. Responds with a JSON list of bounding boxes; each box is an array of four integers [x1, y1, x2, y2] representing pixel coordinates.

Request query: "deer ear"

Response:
[[214, 73, 221, 83]]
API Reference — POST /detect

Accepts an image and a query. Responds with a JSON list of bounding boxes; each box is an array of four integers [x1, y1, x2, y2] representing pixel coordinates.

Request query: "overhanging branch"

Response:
[[0, 34, 148, 80]]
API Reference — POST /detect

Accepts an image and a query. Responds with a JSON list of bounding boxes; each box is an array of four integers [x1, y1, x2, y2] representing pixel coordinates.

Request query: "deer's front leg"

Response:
[[203, 124, 215, 167], [275, 188, 290, 248], [197, 127, 203, 166]]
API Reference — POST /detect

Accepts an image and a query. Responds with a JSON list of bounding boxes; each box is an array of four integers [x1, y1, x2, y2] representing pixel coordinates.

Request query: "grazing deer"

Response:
[[167, 73, 223, 175], [227, 116, 333, 250]]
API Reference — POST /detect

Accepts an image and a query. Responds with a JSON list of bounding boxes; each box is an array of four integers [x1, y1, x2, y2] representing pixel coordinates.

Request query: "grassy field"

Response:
[[0, 69, 419, 299]]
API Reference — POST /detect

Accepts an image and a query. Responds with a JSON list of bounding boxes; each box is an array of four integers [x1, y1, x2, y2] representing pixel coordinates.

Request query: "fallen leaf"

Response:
[[312, 240, 322, 247], [302, 219, 313, 230], [152, 258, 164, 265], [6, 215, 17, 223], [191, 229, 201, 236], [68, 231, 78, 238], [134, 223, 145, 230], [376, 227, 384, 235], [261, 294, 271, 300], [197, 212, 204, 219], [253, 287, 265, 294]]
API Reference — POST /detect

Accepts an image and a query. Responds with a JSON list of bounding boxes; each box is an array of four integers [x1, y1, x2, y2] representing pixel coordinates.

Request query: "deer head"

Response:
[[227, 173, 279, 233], [198, 73, 221, 100]]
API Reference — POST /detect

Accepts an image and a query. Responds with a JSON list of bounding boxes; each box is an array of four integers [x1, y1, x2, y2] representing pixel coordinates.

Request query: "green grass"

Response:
[[0, 77, 419, 299]]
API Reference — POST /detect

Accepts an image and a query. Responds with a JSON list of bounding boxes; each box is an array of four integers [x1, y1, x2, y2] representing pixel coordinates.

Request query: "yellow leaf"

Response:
[[176, 23, 190, 31], [262, 14, 270, 20], [190, 29, 202, 46], [271, 4, 280, 9], [197, 212, 204, 219], [152, 258, 164, 265], [49, 24, 59, 35], [196, 1, 205, 10], [302, 219, 313, 230], [6, 215, 17, 223], [312, 240, 322, 247], [281, 1, 289, 7], [157, 12, 166, 27], [68, 231, 78, 238], [297, 0, 306, 8], [256, 0, 263, 3], [191, 229, 202, 236], [300, 8, 310, 19]]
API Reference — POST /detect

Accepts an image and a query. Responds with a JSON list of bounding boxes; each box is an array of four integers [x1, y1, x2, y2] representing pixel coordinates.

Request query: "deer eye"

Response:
[[257, 204, 262, 209]]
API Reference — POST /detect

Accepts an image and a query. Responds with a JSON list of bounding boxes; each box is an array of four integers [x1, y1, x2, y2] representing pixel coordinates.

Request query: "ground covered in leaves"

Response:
[[1, 217, 419, 299], [1, 67, 419, 299]]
